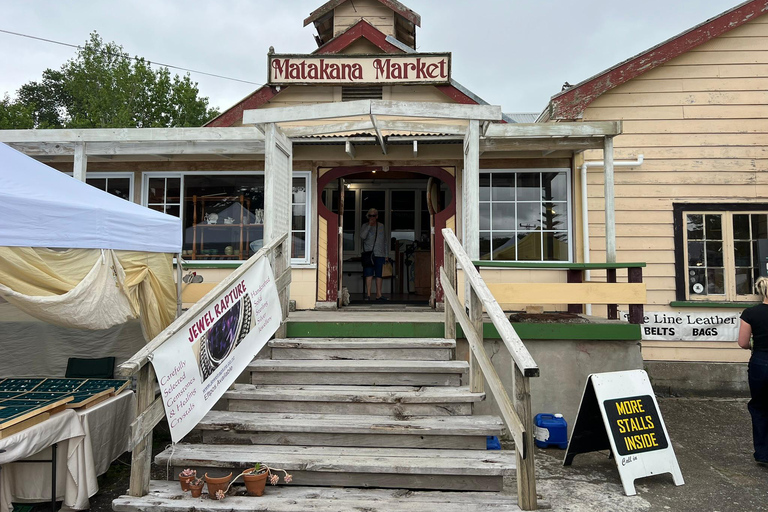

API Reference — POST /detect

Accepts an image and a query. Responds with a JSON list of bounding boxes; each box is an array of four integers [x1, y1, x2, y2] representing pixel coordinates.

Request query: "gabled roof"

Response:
[[543, 0, 768, 121], [205, 20, 505, 127], [304, 0, 421, 28]]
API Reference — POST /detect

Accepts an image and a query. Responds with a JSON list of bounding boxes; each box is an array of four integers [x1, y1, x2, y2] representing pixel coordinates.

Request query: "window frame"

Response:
[[141, 171, 312, 265], [673, 203, 768, 302], [478, 168, 573, 263], [64, 171, 135, 202]]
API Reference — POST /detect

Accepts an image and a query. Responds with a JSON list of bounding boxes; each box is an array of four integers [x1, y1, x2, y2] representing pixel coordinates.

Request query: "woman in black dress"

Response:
[[738, 276, 768, 465]]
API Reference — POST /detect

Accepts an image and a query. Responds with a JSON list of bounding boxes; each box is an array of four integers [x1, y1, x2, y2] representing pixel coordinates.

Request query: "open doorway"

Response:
[[319, 168, 452, 307]]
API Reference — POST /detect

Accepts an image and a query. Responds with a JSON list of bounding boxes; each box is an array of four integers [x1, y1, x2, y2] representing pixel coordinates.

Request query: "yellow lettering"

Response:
[[616, 401, 628, 415], [645, 415, 655, 429]]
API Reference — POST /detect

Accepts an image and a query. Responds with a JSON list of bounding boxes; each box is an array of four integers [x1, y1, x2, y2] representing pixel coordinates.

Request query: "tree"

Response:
[[0, 32, 220, 129]]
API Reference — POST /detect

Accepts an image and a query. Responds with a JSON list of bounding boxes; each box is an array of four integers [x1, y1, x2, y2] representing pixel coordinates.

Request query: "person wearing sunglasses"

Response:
[[360, 208, 388, 301]]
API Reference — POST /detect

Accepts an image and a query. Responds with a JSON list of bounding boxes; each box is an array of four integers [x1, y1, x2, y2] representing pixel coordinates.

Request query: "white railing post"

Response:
[[514, 365, 537, 510], [444, 240, 456, 342], [128, 364, 154, 497], [468, 285, 484, 394]]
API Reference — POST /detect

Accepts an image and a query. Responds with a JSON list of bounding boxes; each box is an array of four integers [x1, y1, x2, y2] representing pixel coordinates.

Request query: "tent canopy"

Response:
[[0, 143, 181, 253]]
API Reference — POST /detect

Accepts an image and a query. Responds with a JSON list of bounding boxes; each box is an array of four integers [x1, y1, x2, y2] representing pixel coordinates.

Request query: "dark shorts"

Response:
[[363, 256, 386, 278]]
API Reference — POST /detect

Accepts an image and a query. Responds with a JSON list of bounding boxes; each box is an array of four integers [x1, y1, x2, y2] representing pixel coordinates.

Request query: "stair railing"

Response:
[[116, 232, 292, 497], [441, 228, 539, 511]]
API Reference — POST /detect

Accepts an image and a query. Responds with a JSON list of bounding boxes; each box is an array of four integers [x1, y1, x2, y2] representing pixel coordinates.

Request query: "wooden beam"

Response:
[[378, 120, 467, 135], [486, 282, 647, 305], [481, 138, 604, 152], [129, 396, 165, 450], [370, 114, 387, 155], [485, 121, 622, 138], [371, 100, 502, 121], [345, 140, 356, 159], [244, 101, 372, 125], [0, 127, 266, 143], [284, 121, 374, 138], [73, 142, 86, 181]]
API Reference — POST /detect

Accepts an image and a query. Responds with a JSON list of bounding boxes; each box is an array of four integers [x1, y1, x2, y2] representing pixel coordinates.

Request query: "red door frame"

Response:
[[317, 166, 456, 304]]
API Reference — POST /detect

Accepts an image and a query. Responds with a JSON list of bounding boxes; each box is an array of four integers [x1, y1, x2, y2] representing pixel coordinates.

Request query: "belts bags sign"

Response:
[[564, 370, 684, 496]]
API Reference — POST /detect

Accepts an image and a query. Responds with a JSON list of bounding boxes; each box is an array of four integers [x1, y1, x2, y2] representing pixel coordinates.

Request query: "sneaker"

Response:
[[376, 296, 388, 302]]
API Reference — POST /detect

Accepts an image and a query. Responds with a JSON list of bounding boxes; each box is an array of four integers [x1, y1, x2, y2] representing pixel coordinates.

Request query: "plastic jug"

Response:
[[534, 413, 568, 449]]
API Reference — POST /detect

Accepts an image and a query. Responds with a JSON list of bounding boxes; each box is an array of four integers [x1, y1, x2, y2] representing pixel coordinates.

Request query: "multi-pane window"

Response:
[[681, 208, 768, 301], [479, 169, 570, 261], [146, 176, 182, 218], [86, 174, 132, 201]]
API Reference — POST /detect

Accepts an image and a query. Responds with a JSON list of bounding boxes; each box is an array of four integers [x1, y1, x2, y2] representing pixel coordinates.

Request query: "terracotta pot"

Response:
[[243, 470, 268, 496], [188, 482, 204, 498], [204, 473, 232, 500], [179, 474, 195, 491]]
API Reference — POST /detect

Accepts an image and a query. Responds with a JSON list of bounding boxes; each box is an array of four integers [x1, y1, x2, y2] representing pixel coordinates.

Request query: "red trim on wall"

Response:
[[314, 19, 404, 54], [316, 166, 456, 304], [435, 85, 478, 105], [549, 0, 768, 120], [204, 85, 282, 127]]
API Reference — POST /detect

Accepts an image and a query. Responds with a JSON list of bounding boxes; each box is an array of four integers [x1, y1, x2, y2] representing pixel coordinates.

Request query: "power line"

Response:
[[0, 28, 262, 86]]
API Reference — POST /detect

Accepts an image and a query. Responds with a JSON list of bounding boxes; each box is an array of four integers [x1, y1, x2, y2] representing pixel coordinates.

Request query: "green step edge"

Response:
[[286, 321, 641, 341]]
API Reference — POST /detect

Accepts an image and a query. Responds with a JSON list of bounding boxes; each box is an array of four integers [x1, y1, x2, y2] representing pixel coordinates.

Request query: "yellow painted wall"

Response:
[[579, 15, 768, 362], [334, 0, 395, 37]]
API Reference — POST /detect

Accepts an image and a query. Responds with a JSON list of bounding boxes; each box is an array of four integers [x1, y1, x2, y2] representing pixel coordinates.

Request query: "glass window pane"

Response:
[[688, 241, 704, 268], [543, 232, 569, 261], [148, 204, 163, 213], [541, 172, 567, 202], [707, 268, 725, 295], [689, 268, 706, 296], [480, 232, 492, 261], [734, 241, 752, 267], [705, 214, 722, 240], [480, 174, 491, 201], [736, 268, 753, 296], [706, 241, 723, 267], [166, 178, 181, 204], [361, 190, 385, 224], [733, 214, 750, 240], [148, 178, 165, 203], [516, 202, 541, 230], [109, 178, 131, 200], [516, 174, 540, 201], [391, 191, 415, 210], [391, 211, 415, 231], [292, 232, 306, 259], [292, 178, 307, 204], [165, 205, 180, 218], [492, 203, 516, 230], [686, 214, 703, 240], [87, 178, 107, 191], [543, 202, 567, 231], [492, 232, 516, 261], [752, 214, 768, 239], [491, 173, 515, 201], [480, 203, 490, 230], [292, 204, 306, 231], [517, 232, 541, 261]]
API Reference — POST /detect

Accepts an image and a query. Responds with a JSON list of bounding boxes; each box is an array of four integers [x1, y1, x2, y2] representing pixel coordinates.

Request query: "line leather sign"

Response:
[[268, 53, 451, 85], [564, 370, 684, 496]]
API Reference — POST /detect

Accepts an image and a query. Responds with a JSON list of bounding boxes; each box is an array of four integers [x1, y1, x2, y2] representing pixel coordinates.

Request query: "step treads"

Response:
[[225, 384, 484, 403], [113, 481, 525, 512], [269, 338, 456, 349], [248, 360, 468, 373], [156, 444, 516, 476], [197, 411, 504, 436]]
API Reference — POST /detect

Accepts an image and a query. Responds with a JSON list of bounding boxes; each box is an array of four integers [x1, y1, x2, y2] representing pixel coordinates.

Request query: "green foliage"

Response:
[[0, 32, 220, 129]]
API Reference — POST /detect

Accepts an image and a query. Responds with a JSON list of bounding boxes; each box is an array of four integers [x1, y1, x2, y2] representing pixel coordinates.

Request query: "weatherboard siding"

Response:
[[334, 0, 396, 37], [580, 15, 768, 363]]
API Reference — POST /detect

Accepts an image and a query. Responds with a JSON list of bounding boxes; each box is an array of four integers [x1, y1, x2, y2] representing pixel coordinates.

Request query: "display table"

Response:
[[0, 391, 135, 512]]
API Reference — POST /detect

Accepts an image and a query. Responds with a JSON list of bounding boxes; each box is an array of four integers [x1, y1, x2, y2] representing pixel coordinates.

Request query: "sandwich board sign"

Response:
[[563, 369, 684, 495]]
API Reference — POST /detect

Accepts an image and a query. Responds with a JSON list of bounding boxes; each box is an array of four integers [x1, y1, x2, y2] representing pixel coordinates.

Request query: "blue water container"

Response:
[[534, 413, 568, 449]]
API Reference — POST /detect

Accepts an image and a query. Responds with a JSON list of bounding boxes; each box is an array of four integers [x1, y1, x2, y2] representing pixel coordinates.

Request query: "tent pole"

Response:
[[176, 254, 183, 317]]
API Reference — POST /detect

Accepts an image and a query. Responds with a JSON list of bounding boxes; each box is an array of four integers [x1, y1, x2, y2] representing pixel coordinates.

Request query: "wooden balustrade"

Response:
[[441, 228, 539, 511], [116, 232, 292, 497]]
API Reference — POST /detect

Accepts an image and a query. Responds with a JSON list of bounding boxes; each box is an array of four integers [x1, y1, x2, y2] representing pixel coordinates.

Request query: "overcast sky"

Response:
[[0, 0, 742, 115]]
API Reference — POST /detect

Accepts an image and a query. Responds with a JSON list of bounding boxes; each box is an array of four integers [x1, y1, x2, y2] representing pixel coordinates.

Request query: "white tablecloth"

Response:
[[0, 391, 135, 512]]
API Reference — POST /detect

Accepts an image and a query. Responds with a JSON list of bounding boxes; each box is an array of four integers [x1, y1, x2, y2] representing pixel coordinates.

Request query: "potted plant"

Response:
[[188, 478, 204, 498], [204, 472, 233, 500], [179, 468, 196, 491], [228, 463, 293, 496]]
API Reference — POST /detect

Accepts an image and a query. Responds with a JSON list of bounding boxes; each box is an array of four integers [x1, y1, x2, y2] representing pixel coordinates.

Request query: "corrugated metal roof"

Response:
[[504, 113, 539, 124]]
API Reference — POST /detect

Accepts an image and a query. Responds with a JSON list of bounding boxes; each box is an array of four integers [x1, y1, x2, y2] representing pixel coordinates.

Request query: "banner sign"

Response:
[[150, 257, 282, 443], [620, 310, 740, 341], [268, 53, 451, 85], [564, 370, 684, 496]]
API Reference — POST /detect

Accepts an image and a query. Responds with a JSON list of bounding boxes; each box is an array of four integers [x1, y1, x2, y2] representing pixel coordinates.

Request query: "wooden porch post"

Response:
[[514, 365, 537, 510], [73, 142, 87, 182], [604, 136, 616, 264]]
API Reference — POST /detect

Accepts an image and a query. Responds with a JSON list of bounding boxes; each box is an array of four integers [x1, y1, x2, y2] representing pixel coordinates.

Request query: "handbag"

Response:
[[361, 225, 378, 268], [381, 261, 393, 278]]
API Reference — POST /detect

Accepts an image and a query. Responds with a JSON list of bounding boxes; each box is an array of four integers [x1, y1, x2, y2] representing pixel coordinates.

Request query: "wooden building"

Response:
[[541, 0, 768, 392]]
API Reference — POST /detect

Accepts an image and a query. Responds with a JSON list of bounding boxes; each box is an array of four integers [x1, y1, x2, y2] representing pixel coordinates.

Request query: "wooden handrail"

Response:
[[442, 229, 539, 377], [441, 228, 538, 510], [117, 232, 290, 378]]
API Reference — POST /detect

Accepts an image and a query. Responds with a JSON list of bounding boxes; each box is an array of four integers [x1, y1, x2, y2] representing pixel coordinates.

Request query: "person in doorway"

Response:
[[360, 208, 388, 301], [738, 276, 768, 466]]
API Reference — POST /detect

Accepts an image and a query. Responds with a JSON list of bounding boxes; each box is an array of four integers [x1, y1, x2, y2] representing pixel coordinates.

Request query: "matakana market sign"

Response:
[[268, 53, 451, 85]]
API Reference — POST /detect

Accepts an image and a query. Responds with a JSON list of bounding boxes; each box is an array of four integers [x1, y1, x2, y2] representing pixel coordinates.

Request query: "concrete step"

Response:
[[269, 338, 455, 361], [114, 481, 527, 511], [196, 411, 503, 449], [248, 360, 468, 386], [224, 384, 482, 416], [156, 444, 515, 492]]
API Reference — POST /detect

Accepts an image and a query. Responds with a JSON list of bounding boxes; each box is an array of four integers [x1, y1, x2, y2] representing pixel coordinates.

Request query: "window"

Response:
[[479, 169, 571, 261], [64, 172, 134, 201], [142, 172, 311, 264], [675, 204, 768, 301]]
